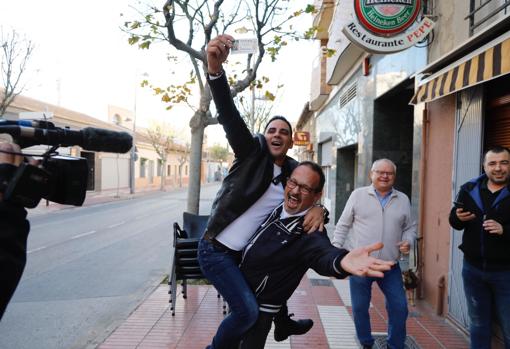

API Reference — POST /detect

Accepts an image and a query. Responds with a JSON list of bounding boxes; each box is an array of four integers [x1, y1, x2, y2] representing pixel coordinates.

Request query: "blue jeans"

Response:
[[349, 264, 408, 349], [462, 259, 510, 349], [198, 238, 259, 349]]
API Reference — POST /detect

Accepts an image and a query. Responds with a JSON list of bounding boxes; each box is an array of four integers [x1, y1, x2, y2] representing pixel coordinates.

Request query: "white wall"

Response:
[[101, 154, 130, 190]]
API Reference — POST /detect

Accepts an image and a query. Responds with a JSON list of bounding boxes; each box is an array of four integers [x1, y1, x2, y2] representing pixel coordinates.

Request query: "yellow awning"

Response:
[[411, 35, 510, 105]]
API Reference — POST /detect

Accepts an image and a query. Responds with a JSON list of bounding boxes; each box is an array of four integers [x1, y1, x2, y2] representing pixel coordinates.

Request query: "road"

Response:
[[0, 183, 220, 349]]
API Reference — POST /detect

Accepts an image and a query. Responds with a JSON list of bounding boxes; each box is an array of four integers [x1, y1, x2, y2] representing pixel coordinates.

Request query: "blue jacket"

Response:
[[240, 204, 349, 308], [449, 174, 510, 269]]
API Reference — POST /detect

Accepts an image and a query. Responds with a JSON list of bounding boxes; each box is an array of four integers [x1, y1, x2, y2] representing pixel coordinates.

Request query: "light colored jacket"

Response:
[[332, 185, 416, 261]]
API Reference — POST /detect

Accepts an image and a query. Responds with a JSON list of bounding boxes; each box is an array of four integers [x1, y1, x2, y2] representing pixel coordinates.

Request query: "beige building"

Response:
[[1, 93, 200, 195]]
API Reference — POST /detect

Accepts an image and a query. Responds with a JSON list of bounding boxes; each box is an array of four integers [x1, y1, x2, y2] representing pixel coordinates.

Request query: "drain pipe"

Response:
[[437, 275, 446, 316], [417, 106, 430, 299]]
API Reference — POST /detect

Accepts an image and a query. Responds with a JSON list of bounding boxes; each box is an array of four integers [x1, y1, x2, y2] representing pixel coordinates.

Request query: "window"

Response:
[[185, 165, 188, 175], [113, 113, 122, 125], [167, 165, 171, 176], [157, 160, 163, 176], [140, 158, 147, 178]]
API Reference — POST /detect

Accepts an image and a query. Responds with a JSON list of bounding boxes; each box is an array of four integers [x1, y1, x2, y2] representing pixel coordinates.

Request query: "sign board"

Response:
[[293, 131, 310, 146], [343, 0, 435, 54]]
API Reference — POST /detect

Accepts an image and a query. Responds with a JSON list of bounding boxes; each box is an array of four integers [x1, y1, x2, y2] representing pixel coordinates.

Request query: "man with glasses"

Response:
[[199, 34, 325, 349], [332, 159, 416, 349], [239, 161, 394, 349]]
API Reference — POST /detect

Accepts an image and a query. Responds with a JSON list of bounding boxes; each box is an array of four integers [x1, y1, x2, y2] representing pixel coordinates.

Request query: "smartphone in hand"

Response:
[[453, 201, 465, 210]]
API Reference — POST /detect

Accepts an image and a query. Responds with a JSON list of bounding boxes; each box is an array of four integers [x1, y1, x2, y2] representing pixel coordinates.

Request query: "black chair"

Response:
[[182, 212, 210, 239], [169, 212, 226, 316]]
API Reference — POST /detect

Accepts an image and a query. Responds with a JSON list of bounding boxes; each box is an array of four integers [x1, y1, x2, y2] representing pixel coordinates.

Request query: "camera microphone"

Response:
[[80, 127, 133, 153], [2, 125, 133, 153]]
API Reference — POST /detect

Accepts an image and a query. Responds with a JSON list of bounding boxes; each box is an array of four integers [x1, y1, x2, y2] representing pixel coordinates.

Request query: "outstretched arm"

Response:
[[340, 242, 394, 278]]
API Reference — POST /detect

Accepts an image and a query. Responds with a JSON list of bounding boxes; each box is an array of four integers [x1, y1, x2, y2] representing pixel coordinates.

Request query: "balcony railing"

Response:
[[466, 0, 510, 36]]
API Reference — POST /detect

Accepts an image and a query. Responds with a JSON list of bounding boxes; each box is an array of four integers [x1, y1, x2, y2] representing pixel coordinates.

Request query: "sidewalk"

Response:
[[98, 270, 469, 349], [27, 186, 189, 216]]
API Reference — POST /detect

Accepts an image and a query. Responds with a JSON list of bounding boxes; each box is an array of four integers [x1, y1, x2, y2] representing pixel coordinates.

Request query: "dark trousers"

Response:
[[240, 311, 274, 349]]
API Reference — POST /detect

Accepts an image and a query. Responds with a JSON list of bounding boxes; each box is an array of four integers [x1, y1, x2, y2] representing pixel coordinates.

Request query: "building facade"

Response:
[[410, 2, 510, 343], [301, 0, 426, 222], [301, 0, 510, 345]]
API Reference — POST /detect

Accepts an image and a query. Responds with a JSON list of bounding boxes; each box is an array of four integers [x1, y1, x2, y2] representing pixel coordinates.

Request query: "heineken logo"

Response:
[[343, 0, 434, 54], [355, 0, 421, 36]]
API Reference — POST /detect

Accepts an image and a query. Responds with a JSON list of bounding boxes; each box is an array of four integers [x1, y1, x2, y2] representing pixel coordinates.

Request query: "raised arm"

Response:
[[206, 35, 256, 159]]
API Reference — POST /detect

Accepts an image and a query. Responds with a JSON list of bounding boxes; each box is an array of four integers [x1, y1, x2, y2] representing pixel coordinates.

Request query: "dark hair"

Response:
[[484, 146, 510, 163], [295, 161, 325, 192], [264, 115, 293, 137]]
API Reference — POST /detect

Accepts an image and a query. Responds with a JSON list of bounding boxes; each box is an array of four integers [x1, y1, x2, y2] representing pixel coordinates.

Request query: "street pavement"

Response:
[[2, 184, 471, 349], [0, 184, 219, 349], [99, 269, 470, 349]]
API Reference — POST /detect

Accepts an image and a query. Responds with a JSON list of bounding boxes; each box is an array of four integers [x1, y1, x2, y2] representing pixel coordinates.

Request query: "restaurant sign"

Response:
[[293, 131, 310, 146], [342, 0, 435, 54]]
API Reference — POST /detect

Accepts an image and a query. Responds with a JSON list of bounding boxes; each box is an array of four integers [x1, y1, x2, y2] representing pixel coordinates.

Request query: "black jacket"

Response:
[[0, 164, 30, 319], [240, 204, 349, 306], [204, 73, 298, 239], [449, 174, 510, 269]]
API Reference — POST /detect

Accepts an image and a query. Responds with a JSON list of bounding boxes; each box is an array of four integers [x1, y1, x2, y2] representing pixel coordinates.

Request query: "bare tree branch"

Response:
[[163, 0, 204, 61], [0, 28, 34, 116]]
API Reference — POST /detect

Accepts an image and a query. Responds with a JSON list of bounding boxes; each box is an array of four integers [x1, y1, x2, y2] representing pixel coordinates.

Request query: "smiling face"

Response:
[[264, 119, 293, 166], [370, 160, 396, 194], [284, 165, 322, 215], [483, 150, 510, 188]]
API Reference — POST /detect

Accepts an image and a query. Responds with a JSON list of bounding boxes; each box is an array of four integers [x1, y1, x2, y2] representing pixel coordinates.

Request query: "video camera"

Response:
[[0, 119, 133, 208]]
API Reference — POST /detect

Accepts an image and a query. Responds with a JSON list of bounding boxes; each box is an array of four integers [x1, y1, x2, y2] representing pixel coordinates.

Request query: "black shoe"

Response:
[[361, 346, 373, 349], [273, 313, 314, 342]]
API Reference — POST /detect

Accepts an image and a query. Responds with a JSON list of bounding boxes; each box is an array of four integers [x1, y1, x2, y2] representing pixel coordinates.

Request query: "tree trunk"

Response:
[[179, 165, 183, 188], [186, 112, 205, 214], [160, 159, 167, 191]]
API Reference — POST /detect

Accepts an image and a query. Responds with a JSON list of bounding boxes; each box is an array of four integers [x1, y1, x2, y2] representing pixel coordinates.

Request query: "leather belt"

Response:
[[204, 234, 241, 255]]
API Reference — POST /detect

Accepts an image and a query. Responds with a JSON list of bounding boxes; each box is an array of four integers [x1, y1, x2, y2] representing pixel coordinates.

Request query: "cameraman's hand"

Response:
[[207, 34, 234, 75], [0, 142, 23, 201], [0, 142, 23, 166]]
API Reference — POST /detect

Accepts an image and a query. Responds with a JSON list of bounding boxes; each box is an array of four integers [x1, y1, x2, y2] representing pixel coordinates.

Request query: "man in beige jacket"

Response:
[[333, 158, 416, 349]]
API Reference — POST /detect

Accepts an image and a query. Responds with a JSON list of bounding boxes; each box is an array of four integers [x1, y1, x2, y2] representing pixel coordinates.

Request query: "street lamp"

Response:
[[124, 116, 136, 195], [127, 71, 148, 195]]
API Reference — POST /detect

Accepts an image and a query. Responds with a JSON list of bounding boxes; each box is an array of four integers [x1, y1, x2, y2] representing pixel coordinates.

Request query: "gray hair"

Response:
[[371, 158, 397, 173]]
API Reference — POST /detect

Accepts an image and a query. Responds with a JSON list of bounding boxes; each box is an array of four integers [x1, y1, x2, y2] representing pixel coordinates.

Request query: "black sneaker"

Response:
[[273, 313, 314, 342]]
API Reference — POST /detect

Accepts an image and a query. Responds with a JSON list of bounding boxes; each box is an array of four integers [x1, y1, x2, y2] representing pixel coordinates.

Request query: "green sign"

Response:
[[355, 0, 421, 36]]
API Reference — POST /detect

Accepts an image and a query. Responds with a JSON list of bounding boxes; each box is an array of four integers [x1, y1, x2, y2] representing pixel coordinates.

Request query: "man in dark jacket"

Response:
[[0, 142, 30, 320], [239, 162, 393, 349], [449, 146, 510, 349], [198, 35, 325, 349]]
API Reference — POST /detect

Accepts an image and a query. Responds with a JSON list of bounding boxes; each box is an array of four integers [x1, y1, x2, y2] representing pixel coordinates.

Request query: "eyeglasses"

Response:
[[372, 170, 395, 177], [286, 177, 317, 195]]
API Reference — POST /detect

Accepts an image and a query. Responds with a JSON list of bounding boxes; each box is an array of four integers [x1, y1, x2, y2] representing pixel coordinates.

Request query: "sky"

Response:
[[0, 0, 318, 146]]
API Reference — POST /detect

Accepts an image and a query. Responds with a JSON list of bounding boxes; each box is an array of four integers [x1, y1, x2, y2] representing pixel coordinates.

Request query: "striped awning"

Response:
[[410, 34, 510, 105]]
